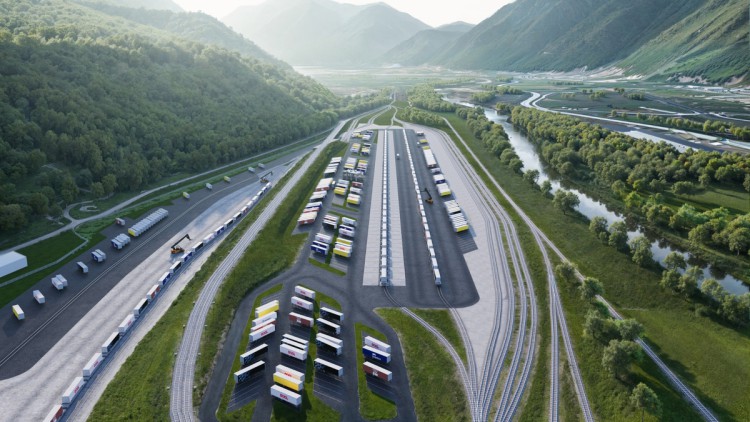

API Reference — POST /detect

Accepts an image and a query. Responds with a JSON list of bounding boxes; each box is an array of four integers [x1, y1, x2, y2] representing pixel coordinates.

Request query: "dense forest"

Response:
[[0, 0, 388, 234], [507, 107, 750, 260]]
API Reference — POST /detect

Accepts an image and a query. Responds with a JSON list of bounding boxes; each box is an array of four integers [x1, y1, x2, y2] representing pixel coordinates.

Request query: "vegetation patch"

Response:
[[196, 142, 348, 400], [436, 109, 744, 420], [411, 309, 467, 364], [90, 142, 344, 421], [354, 322, 397, 420], [377, 308, 470, 422]]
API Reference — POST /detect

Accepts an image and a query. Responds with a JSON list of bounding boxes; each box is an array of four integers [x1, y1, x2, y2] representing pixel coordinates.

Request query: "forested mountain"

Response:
[[222, 0, 430, 66], [76, 1, 286, 67], [86, 0, 183, 12], [381, 22, 473, 66], [0, 0, 386, 235], [399, 0, 747, 84]]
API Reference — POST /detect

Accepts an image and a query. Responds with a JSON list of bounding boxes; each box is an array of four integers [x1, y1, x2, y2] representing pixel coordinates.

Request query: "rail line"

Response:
[[169, 126, 343, 421], [434, 126, 538, 422], [0, 175, 257, 371], [439, 117, 596, 421]]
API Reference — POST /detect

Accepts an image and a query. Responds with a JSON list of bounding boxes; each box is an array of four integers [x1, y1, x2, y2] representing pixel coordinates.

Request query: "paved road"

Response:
[[1, 129, 334, 256], [169, 121, 345, 421]]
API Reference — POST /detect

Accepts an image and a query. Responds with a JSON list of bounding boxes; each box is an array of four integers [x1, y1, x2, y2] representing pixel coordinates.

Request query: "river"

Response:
[[451, 98, 748, 295]]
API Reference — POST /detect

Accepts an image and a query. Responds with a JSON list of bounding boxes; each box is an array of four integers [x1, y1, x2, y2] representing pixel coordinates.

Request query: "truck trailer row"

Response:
[[43, 182, 273, 419]]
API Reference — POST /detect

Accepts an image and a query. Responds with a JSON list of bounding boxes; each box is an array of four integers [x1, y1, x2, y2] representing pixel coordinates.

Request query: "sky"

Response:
[[173, 0, 515, 27]]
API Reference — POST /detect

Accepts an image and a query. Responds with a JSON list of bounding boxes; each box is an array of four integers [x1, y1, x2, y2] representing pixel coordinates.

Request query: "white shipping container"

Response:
[[283, 333, 309, 346], [118, 314, 135, 334], [55, 274, 68, 287], [252, 312, 277, 329], [270, 384, 302, 407], [33, 290, 45, 304], [317, 333, 343, 348], [77, 261, 88, 274], [43, 404, 64, 422], [82, 352, 104, 380], [51, 277, 64, 291], [61, 377, 85, 408], [294, 285, 316, 300], [280, 343, 308, 361], [291, 296, 313, 311], [275, 364, 305, 381], [364, 336, 392, 353], [249, 324, 276, 342]]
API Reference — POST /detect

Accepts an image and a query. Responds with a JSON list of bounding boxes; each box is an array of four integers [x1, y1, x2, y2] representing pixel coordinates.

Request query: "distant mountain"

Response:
[[381, 22, 473, 66], [223, 0, 430, 66], [427, 0, 747, 84], [78, 1, 285, 66], [436, 22, 475, 33], [83, 0, 183, 12]]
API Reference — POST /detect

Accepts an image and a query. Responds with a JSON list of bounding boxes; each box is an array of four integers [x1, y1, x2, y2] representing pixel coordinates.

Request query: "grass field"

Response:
[[354, 323, 397, 420], [195, 142, 348, 400], [437, 110, 748, 421], [89, 142, 344, 421], [373, 107, 398, 126], [411, 309, 467, 364], [377, 308, 470, 422]]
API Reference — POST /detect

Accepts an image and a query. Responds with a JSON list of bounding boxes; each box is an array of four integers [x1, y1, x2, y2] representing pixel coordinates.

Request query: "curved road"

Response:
[[169, 122, 345, 421]]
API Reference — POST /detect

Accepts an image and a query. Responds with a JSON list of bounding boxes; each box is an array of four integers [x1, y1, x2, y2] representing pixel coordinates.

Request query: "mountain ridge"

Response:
[[222, 0, 430, 66]]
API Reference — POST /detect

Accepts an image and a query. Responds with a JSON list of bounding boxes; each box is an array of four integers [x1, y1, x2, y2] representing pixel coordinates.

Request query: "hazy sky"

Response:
[[173, 0, 515, 27]]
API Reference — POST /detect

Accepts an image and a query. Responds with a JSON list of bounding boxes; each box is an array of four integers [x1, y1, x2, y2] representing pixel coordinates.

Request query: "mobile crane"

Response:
[[259, 171, 272, 183], [424, 188, 434, 205], [171, 234, 191, 254]]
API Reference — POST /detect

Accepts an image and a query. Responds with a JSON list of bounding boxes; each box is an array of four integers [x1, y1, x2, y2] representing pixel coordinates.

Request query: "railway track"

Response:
[[0, 175, 257, 371], [439, 117, 595, 421], [433, 127, 538, 422], [169, 128, 342, 422]]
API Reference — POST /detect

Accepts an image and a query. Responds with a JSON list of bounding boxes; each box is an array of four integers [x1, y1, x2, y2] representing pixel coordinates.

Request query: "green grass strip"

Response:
[[377, 308, 470, 422], [89, 142, 344, 421], [435, 110, 717, 420], [354, 323, 397, 420], [196, 142, 348, 400], [411, 309, 468, 365]]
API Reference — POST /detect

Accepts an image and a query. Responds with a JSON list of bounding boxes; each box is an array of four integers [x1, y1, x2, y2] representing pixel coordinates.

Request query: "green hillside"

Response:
[[431, 0, 746, 84], [381, 23, 473, 66], [77, 1, 287, 67], [619, 0, 750, 84], [0, 0, 384, 236]]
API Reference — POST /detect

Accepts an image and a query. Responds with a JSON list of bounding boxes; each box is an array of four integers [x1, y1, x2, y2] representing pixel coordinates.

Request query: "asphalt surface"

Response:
[[0, 146, 316, 379], [199, 127, 480, 421]]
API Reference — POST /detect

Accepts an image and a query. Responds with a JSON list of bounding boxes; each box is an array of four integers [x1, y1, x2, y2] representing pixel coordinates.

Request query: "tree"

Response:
[[602, 339, 641, 379], [700, 279, 727, 306], [553, 189, 579, 215], [660, 269, 681, 291], [540, 180, 552, 196], [0, 204, 27, 232], [678, 266, 701, 297], [583, 310, 615, 341], [616, 318, 644, 341], [522, 169, 540, 187], [629, 236, 653, 267], [608, 221, 630, 252], [727, 227, 750, 255], [663, 251, 686, 270], [672, 181, 697, 195], [589, 216, 609, 242], [579, 277, 604, 302], [744, 173, 750, 193], [554, 262, 577, 284], [630, 383, 662, 422]]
